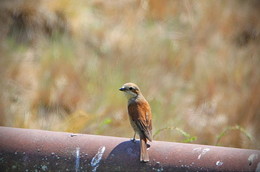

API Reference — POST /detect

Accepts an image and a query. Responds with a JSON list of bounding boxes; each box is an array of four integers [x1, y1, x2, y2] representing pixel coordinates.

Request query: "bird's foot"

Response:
[[130, 138, 136, 143]]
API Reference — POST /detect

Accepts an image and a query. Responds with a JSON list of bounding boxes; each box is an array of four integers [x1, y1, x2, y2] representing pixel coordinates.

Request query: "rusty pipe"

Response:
[[0, 127, 259, 171]]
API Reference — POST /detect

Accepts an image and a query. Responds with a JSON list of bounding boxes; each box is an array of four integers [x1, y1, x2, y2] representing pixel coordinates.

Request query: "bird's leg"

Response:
[[131, 132, 136, 143]]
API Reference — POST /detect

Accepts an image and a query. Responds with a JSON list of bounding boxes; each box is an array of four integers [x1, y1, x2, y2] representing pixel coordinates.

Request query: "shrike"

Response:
[[119, 83, 152, 162]]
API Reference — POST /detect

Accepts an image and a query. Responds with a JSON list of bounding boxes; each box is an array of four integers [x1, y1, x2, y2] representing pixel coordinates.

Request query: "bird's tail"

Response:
[[140, 136, 149, 162]]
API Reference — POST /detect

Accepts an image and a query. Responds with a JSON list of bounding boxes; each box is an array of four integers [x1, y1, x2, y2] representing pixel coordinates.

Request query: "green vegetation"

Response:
[[215, 125, 253, 146], [0, 0, 259, 149], [154, 127, 197, 143]]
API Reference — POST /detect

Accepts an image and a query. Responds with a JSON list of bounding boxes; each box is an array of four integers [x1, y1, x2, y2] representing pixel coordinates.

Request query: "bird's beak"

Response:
[[119, 87, 126, 91]]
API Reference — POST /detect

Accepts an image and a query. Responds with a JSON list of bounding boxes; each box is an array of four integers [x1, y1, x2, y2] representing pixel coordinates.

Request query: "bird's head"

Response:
[[119, 83, 141, 99]]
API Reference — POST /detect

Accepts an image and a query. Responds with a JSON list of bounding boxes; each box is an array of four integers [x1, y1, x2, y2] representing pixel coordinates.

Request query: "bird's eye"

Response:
[[129, 87, 133, 90]]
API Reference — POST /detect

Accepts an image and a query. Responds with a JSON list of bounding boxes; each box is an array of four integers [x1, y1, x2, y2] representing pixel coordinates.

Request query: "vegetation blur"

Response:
[[0, 0, 259, 149]]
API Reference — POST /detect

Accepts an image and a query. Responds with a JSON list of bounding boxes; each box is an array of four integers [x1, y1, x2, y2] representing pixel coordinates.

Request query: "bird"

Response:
[[119, 82, 152, 162]]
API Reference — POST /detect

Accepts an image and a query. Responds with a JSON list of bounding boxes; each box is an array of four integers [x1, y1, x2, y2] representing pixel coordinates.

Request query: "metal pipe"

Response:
[[0, 127, 259, 171]]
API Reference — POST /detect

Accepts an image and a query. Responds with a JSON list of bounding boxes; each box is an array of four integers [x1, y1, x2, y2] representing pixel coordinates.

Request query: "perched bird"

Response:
[[119, 83, 152, 162]]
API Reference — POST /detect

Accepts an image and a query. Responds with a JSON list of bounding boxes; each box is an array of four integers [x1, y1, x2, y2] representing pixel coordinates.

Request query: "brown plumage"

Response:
[[119, 83, 152, 162]]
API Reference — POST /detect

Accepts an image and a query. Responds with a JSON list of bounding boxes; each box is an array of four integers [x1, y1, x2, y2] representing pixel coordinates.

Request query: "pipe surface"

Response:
[[0, 127, 259, 172]]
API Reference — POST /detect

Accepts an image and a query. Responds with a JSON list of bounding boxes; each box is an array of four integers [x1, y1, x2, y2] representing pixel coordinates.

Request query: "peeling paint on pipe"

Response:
[[0, 127, 259, 171]]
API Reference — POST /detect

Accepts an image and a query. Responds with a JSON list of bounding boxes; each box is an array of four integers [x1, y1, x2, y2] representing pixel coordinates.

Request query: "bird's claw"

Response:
[[130, 138, 136, 143]]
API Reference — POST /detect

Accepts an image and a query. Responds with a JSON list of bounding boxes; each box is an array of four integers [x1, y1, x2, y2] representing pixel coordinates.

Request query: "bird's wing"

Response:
[[128, 101, 152, 141]]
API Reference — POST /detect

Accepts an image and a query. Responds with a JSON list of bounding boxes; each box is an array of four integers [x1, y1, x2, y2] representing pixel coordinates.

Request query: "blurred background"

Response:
[[0, 0, 259, 149]]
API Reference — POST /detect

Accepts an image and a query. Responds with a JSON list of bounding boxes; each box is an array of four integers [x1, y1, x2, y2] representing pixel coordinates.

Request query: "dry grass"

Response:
[[0, 0, 259, 149]]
